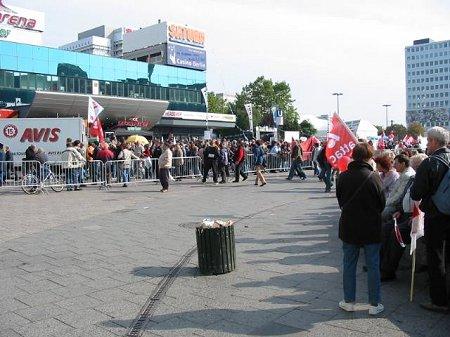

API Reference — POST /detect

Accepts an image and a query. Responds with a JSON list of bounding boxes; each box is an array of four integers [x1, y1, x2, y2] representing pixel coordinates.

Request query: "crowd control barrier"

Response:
[[242, 152, 313, 174]]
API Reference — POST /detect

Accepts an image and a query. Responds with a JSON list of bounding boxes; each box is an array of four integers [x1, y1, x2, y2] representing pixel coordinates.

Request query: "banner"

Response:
[[326, 113, 358, 172], [87, 97, 104, 124], [244, 103, 253, 132], [271, 106, 284, 126]]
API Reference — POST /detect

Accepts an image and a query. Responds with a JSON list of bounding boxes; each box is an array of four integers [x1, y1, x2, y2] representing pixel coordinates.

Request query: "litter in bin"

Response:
[[200, 218, 233, 229]]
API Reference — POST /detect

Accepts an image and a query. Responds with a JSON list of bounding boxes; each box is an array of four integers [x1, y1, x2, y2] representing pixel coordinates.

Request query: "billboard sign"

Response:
[[0, 0, 45, 45], [167, 43, 206, 71], [167, 23, 205, 48]]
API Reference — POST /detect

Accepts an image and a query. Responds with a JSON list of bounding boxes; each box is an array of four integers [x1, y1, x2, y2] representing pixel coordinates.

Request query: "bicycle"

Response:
[[21, 165, 64, 194]]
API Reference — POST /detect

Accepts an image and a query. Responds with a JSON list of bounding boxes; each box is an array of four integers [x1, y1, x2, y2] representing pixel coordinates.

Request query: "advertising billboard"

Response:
[[167, 43, 206, 71], [167, 23, 205, 48], [0, 0, 45, 45]]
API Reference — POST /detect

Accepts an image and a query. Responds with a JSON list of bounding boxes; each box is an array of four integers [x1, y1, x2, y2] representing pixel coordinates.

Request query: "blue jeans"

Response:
[[122, 168, 130, 183], [342, 242, 381, 306]]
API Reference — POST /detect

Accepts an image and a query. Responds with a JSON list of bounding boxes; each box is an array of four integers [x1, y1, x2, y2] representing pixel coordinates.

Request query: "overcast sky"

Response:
[[12, 0, 450, 126]]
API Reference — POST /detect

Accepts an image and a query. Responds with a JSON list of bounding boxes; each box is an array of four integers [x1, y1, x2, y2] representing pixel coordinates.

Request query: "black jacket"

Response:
[[410, 147, 450, 217], [336, 161, 386, 245], [204, 146, 219, 162]]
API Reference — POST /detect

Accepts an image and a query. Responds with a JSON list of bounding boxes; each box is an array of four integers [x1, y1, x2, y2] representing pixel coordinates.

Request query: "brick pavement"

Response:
[[0, 174, 448, 337]]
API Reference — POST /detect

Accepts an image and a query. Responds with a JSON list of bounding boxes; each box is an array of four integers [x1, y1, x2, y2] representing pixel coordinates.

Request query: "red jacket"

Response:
[[234, 146, 245, 164]]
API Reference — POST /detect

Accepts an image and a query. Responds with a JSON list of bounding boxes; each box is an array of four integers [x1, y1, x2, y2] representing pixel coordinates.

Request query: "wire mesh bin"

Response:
[[195, 221, 236, 275]]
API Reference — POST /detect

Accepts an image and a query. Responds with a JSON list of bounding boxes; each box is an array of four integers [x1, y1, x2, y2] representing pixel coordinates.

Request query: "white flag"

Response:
[[201, 87, 208, 111], [410, 201, 424, 255], [88, 97, 104, 124], [244, 103, 253, 132]]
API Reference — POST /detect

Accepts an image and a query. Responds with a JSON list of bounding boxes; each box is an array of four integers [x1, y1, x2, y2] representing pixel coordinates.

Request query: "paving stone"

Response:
[[55, 308, 112, 329], [15, 303, 71, 322]]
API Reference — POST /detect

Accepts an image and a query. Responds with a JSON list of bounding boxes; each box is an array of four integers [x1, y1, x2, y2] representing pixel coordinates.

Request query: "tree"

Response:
[[375, 125, 384, 135], [299, 119, 317, 136], [407, 122, 425, 137], [207, 92, 230, 114], [385, 124, 407, 140], [234, 76, 299, 131]]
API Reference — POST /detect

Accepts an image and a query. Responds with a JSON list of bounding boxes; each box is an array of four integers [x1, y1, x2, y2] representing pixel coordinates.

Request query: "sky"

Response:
[[11, 0, 450, 126]]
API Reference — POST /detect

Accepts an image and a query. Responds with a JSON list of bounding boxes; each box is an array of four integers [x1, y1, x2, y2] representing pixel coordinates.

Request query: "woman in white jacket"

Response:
[[158, 143, 173, 192], [118, 143, 139, 187]]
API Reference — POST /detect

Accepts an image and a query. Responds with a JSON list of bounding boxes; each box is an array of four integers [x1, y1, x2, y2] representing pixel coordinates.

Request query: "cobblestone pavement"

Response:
[[0, 174, 448, 337]]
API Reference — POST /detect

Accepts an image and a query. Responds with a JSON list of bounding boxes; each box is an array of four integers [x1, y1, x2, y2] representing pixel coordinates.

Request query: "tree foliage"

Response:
[[299, 120, 317, 137], [386, 124, 407, 140], [234, 76, 299, 131], [407, 122, 425, 137], [207, 92, 230, 114]]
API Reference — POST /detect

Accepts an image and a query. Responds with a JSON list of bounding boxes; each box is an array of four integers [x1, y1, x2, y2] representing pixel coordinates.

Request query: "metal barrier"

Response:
[[0, 160, 41, 190], [243, 152, 313, 174], [171, 156, 202, 178]]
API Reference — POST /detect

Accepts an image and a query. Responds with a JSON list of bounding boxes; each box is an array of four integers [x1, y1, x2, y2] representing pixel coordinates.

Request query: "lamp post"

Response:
[[382, 104, 391, 128], [332, 93, 343, 115]]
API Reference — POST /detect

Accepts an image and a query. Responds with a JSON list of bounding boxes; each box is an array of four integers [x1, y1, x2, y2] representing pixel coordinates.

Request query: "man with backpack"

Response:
[[410, 126, 450, 313]]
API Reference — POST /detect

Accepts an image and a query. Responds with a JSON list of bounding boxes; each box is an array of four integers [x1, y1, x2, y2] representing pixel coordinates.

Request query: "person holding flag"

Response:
[[336, 142, 386, 315], [410, 126, 450, 313]]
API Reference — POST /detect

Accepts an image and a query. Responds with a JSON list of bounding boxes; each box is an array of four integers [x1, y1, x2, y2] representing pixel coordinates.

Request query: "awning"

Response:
[[26, 91, 169, 129]]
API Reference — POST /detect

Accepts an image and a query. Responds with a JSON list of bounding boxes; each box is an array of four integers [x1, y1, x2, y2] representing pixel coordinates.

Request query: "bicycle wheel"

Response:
[[49, 174, 64, 192], [21, 174, 39, 195]]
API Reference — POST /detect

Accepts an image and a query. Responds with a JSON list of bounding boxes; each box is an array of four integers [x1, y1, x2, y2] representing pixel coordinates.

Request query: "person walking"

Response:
[[253, 140, 267, 186], [336, 142, 386, 315], [202, 141, 219, 184], [317, 141, 333, 192], [158, 142, 173, 192], [410, 126, 450, 313], [233, 140, 248, 182], [287, 140, 307, 180], [219, 141, 230, 184]]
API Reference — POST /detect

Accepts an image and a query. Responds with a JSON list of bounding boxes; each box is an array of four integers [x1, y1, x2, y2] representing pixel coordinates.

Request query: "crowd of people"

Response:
[[336, 126, 450, 315]]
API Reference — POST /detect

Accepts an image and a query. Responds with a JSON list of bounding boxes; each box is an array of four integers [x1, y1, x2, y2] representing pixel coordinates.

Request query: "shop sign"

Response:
[[117, 117, 150, 128]]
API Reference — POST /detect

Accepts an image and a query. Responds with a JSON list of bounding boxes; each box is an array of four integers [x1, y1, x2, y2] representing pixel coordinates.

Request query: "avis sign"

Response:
[[326, 113, 357, 172]]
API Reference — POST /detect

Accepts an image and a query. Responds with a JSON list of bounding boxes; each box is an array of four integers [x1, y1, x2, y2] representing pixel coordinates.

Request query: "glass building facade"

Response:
[[0, 41, 207, 111]]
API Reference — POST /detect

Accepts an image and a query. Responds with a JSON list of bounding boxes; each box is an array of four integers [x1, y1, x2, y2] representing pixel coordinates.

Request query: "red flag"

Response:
[[326, 113, 358, 172], [89, 118, 105, 142]]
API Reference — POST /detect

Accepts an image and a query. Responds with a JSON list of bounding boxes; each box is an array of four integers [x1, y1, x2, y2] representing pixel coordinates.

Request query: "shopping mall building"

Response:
[[0, 1, 235, 137]]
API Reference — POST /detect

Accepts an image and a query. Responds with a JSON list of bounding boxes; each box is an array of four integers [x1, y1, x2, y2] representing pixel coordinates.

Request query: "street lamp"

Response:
[[382, 104, 391, 128], [332, 93, 343, 115]]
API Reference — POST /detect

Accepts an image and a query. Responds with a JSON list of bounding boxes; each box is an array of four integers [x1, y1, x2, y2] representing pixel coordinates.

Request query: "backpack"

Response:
[[431, 155, 450, 215]]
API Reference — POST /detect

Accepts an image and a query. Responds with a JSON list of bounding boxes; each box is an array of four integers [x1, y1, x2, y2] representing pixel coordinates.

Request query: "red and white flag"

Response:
[[88, 97, 104, 124], [410, 201, 424, 255], [87, 97, 105, 142], [326, 113, 358, 172]]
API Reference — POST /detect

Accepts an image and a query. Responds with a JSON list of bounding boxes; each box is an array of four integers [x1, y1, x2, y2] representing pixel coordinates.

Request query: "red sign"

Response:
[[3, 123, 18, 138], [326, 113, 358, 172], [19, 128, 60, 143], [117, 118, 150, 128]]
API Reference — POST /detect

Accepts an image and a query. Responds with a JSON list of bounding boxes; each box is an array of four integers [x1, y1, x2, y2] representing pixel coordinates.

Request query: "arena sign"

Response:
[[0, 0, 43, 31]]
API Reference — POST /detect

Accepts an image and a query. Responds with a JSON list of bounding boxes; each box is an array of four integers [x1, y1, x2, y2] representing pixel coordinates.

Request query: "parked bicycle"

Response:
[[21, 164, 64, 194]]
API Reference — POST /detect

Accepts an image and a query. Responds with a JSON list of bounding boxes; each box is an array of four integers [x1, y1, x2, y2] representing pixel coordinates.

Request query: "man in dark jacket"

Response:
[[317, 141, 333, 192], [410, 126, 450, 313], [336, 142, 386, 315], [202, 141, 219, 184], [287, 140, 306, 180]]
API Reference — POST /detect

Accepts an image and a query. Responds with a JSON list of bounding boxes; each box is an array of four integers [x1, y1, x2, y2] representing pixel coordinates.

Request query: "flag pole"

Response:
[[410, 250, 416, 302]]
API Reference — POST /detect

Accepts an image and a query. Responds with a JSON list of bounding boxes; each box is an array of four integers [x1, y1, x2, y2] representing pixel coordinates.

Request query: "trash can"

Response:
[[196, 220, 236, 275]]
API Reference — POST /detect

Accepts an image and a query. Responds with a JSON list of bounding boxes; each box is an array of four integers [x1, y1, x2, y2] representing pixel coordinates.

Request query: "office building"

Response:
[[405, 38, 450, 129]]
